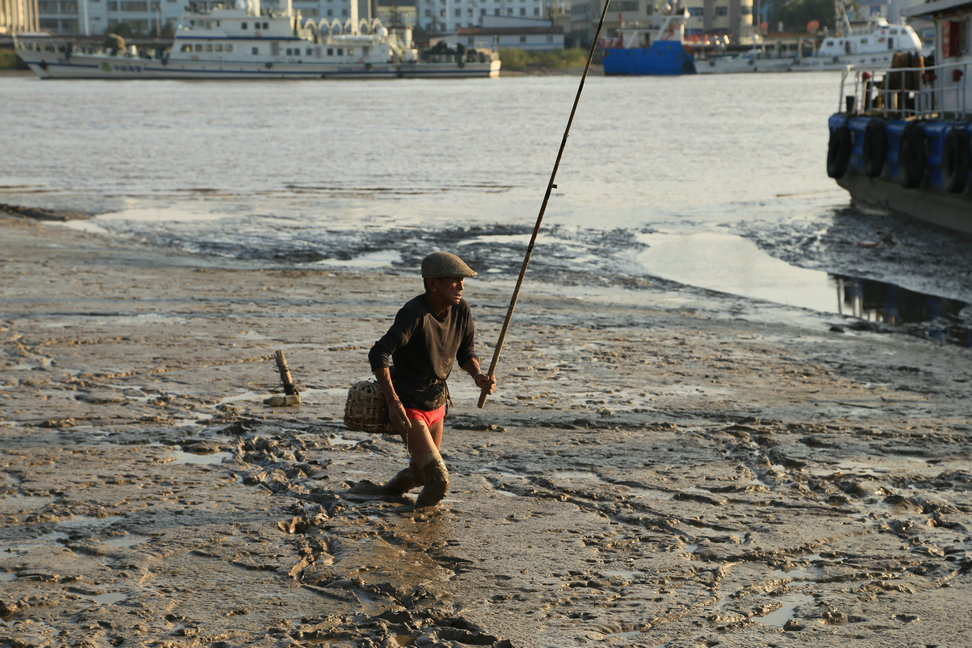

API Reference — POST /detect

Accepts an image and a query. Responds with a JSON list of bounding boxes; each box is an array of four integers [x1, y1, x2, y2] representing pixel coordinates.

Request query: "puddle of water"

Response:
[[640, 232, 838, 313], [326, 434, 360, 447], [755, 593, 814, 627], [171, 449, 232, 466], [217, 391, 265, 406], [78, 592, 129, 605], [549, 470, 601, 481], [101, 532, 149, 549], [639, 232, 970, 346], [0, 494, 55, 514], [57, 515, 123, 531]]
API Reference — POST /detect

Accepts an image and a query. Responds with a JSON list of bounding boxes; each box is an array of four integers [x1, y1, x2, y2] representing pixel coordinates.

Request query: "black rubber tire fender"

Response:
[[899, 122, 925, 188], [827, 124, 852, 179], [941, 127, 970, 193], [862, 119, 887, 178]]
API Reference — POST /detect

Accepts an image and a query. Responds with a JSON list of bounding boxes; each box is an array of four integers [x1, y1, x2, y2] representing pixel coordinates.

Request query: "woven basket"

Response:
[[343, 379, 395, 434]]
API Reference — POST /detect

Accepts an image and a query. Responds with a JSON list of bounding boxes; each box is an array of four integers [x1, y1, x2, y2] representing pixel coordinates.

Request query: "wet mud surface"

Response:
[[1, 213, 970, 647]]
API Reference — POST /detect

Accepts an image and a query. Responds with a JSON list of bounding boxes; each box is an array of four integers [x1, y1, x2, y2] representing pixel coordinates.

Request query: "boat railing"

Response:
[[839, 60, 970, 120]]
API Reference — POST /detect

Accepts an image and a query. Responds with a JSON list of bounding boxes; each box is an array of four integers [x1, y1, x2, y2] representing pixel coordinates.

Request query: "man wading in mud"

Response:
[[369, 252, 496, 507]]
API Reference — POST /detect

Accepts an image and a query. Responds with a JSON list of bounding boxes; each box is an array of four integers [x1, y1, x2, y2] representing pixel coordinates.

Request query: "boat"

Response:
[[600, 5, 696, 76], [695, 44, 798, 74], [792, 8, 924, 72], [826, 0, 972, 236], [697, 1, 923, 74], [13, 0, 500, 80]]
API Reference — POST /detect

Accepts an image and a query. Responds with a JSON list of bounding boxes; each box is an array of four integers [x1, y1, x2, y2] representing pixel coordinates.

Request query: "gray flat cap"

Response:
[[421, 252, 477, 278]]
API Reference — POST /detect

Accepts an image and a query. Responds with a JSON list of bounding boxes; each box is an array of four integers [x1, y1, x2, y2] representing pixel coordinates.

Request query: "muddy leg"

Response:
[[385, 462, 422, 494], [415, 454, 449, 507]]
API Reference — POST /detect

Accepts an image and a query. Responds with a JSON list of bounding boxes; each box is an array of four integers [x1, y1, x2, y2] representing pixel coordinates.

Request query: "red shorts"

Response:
[[404, 405, 446, 428]]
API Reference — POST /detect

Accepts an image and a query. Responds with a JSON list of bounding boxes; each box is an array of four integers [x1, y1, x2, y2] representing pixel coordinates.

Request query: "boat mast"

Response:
[[835, 0, 852, 36]]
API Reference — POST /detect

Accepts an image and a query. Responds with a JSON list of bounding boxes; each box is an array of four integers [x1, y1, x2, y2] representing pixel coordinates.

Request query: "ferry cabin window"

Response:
[[252, 47, 259, 54], [327, 48, 333, 55], [227, 44, 233, 52], [195, 44, 203, 52], [306, 48, 313, 55], [242, 22, 247, 29], [181, 44, 191, 52], [215, 44, 223, 52], [206, 44, 213, 52]]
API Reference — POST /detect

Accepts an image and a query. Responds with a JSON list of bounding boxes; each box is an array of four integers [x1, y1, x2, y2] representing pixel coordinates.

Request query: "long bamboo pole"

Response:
[[478, 0, 612, 409]]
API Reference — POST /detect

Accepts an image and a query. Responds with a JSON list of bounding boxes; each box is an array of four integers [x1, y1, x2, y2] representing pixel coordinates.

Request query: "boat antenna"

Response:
[[477, 0, 612, 409]]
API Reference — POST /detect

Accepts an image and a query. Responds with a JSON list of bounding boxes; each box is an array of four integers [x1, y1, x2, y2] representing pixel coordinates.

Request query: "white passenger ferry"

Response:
[[14, 0, 500, 80], [697, 1, 923, 74]]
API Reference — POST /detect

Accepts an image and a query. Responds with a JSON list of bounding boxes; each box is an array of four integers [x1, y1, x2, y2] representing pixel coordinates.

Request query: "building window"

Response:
[[715, 6, 728, 16]]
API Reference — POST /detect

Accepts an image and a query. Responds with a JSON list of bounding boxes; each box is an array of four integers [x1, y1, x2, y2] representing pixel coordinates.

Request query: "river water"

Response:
[[1, 72, 970, 344]]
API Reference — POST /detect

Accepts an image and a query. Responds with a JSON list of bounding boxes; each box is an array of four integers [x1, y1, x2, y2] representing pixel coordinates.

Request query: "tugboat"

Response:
[[13, 0, 500, 80], [600, 4, 696, 76], [826, 0, 972, 235]]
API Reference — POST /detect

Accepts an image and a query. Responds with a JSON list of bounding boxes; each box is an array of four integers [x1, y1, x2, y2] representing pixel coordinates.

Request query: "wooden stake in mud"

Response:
[[274, 350, 300, 396], [478, 0, 612, 409], [265, 350, 301, 407]]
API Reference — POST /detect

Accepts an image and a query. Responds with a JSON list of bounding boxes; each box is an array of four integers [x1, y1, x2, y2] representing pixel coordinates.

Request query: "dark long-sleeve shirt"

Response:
[[368, 294, 479, 410]]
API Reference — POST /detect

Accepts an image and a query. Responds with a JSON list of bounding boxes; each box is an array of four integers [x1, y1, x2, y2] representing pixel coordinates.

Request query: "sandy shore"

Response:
[[1, 211, 970, 647]]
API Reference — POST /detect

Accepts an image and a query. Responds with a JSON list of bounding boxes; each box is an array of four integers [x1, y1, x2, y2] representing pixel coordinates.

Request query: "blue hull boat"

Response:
[[600, 6, 696, 76], [602, 41, 696, 76]]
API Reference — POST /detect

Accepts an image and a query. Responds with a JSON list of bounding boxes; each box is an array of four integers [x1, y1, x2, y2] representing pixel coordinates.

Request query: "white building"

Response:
[[443, 14, 563, 49], [412, 0, 551, 32], [684, 0, 754, 39]]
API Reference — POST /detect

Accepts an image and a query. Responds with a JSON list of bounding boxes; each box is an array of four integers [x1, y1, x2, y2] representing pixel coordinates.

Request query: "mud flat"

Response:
[[1, 211, 970, 647]]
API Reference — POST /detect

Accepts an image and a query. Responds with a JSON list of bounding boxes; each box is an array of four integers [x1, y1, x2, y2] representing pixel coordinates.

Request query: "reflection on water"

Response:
[[834, 276, 970, 347]]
